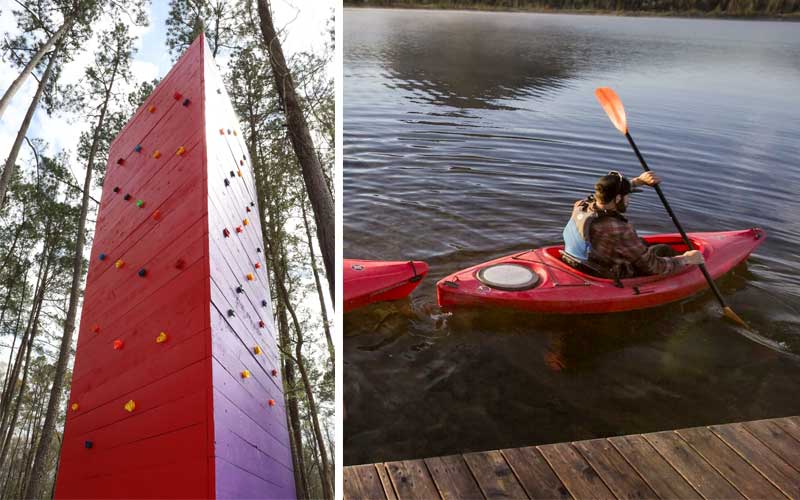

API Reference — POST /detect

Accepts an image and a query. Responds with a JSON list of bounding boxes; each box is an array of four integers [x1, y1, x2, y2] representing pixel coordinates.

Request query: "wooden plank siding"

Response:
[[344, 416, 800, 499]]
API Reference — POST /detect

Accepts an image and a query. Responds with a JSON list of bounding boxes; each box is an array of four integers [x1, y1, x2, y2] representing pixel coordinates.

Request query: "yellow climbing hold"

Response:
[[156, 332, 168, 343], [253, 345, 262, 355], [152, 150, 161, 159], [241, 370, 251, 379], [233, 130, 238, 136], [243, 218, 249, 226], [124, 400, 136, 412], [71, 403, 79, 411], [176, 146, 186, 156], [115, 259, 125, 269], [237, 169, 242, 177], [246, 273, 254, 281]]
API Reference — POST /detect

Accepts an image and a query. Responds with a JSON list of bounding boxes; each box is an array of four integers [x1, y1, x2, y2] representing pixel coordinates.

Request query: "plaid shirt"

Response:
[[584, 202, 685, 278]]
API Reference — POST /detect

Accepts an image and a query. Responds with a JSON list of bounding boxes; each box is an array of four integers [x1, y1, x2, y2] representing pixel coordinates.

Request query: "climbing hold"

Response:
[[124, 194, 131, 201], [258, 320, 265, 328], [253, 345, 262, 355], [240, 160, 244, 166], [113, 186, 120, 193], [148, 105, 155, 113], [250, 202, 255, 207], [271, 369, 278, 376], [229, 171, 235, 178], [256, 248, 262, 253], [223, 228, 230, 238], [246, 273, 254, 281], [237, 169, 242, 177], [152, 150, 161, 159], [262, 300, 268, 307], [175, 259, 185, 269], [85, 441, 93, 449], [227, 309, 235, 317], [224, 179, 230, 187], [176, 146, 186, 156], [268, 399, 275, 407], [243, 218, 249, 226], [152, 210, 161, 221], [71, 402, 79, 411], [156, 332, 168, 343], [138, 268, 146, 277], [227, 129, 231, 135], [116, 158, 124, 165], [92, 324, 100, 333], [236, 286, 243, 294], [182, 98, 190, 106], [254, 262, 261, 269], [233, 130, 238, 136], [219, 128, 224, 135], [173, 91, 182, 100], [245, 207, 251, 213], [235, 226, 243, 233], [115, 259, 125, 269], [134, 144, 142, 153], [241, 370, 250, 379], [124, 400, 136, 412], [99, 253, 106, 261], [217, 89, 221, 94], [136, 200, 144, 208], [113, 339, 123, 350]]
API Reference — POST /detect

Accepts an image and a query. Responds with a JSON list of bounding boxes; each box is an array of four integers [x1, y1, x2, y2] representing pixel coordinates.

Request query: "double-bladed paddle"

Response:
[[594, 86, 750, 330]]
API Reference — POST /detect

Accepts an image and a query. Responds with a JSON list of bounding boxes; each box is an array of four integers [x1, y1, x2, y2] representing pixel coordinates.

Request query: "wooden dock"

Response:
[[344, 416, 800, 499]]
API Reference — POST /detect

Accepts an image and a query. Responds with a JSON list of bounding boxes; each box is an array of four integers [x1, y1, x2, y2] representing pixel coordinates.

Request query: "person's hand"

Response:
[[635, 171, 661, 187], [680, 250, 704, 265]]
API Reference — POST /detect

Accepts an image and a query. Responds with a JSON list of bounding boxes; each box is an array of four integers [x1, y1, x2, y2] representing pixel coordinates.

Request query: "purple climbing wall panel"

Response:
[[203, 41, 295, 499], [54, 34, 294, 499]]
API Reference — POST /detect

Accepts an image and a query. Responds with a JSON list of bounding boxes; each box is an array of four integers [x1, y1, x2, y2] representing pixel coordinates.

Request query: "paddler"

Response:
[[562, 171, 704, 278]]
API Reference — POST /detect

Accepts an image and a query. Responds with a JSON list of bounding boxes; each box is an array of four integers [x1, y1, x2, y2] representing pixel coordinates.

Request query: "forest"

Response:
[[343, 0, 800, 16], [0, 0, 334, 498]]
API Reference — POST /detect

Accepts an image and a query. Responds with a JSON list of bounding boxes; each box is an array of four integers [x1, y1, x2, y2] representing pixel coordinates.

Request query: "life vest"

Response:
[[562, 196, 625, 262]]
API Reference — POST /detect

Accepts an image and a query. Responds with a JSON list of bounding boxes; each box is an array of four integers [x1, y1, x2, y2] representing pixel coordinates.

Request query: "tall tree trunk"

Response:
[[255, 0, 335, 300], [0, 18, 73, 121], [24, 54, 120, 500], [0, 46, 59, 208], [300, 198, 334, 364]]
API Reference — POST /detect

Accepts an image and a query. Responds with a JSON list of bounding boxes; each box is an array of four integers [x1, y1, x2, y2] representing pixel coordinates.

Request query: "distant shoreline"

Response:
[[342, 3, 800, 21]]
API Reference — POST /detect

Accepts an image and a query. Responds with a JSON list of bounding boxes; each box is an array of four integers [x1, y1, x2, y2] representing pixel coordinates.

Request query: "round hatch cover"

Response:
[[476, 263, 539, 291]]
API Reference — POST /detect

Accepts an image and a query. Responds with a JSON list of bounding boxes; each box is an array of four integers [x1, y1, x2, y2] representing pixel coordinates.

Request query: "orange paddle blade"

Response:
[[595, 87, 628, 135]]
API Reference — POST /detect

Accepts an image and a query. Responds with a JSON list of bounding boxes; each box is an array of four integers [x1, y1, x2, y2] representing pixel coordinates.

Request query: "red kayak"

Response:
[[437, 228, 765, 314], [344, 259, 429, 313]]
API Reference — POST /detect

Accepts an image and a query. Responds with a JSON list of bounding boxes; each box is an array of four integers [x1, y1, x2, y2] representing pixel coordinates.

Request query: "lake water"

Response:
[[343, 8, 800, 466]]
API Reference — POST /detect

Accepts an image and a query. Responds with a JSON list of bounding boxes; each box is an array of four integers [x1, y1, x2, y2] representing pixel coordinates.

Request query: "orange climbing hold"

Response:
[[71, 403, 79, 411], [243, 218, 249, 226], [152, 210, 161, 221], [219, 128, 224, 135], [92, 324, 100, 333], [115, 259, 125, 269], [113, 339, 124, 350], [148, 105, 155, 113], [156, 332, 168, 343], [237, 169, 242, 177], [153, 150, 161, 159], [241, 370, 251, 379], [253, 345, 262, 355], [124, 400, 136, 412], [176, 146, 186, 156], [268, 399, 275, 407], [246, 273, 254, 281]]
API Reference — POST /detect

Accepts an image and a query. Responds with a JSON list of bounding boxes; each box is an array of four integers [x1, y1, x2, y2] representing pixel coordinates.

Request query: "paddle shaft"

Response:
[[624, 132, 730, 309]]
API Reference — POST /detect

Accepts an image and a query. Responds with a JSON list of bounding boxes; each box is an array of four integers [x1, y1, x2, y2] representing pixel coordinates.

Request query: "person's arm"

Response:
[[614, 223, 687, 275], [631, 171, 660, 188]]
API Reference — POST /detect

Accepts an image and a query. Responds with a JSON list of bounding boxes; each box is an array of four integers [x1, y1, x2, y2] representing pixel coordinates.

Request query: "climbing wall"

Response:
[[54, 34, 295, 499]]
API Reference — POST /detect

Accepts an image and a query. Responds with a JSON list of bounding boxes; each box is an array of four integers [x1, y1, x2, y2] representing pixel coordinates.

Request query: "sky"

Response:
[[0, 0, 335, 362]]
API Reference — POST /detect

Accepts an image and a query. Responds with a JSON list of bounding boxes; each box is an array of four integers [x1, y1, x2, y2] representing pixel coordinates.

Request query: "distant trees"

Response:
[[343, 0, 800, 15]]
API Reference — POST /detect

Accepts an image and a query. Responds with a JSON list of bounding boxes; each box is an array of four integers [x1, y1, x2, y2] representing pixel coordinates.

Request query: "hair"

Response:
[[595, 174, 631, 204]]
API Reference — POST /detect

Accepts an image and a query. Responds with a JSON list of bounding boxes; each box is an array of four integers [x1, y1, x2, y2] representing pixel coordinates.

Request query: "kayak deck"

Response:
[[437, 228, 765, 314], [344, 259, 429, 312]]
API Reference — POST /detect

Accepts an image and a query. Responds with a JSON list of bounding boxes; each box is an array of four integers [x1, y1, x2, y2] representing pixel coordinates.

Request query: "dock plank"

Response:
[[423, 455, 482, 500], [463, 450, 527, 499], [643, 431, 744, 499], [711, 422, 800, 499], [677, 426, 786, 499], [538, 442, 615, 500], [744, 419, 800, 471], [385, 460, 441, 499], [608, 434, 702, 499], [344, 464, 388, 500], [775, 416, 800, 442], [573, 438, 656, 500], [376, 464, 399, 500], [501, 446, 570, 499]]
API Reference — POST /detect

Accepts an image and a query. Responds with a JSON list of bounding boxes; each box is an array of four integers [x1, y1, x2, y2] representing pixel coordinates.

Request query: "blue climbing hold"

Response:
[[113, 186, 120, 193], [85, 441, 93, 449], [134, 144, 142, 152], [99, 253, 106, 261], [183, 98, 190, 106], [236, 286, 243, 294], [262, 300, 267, 307], [227, 309, 235, 317], [138, 268, 147, 277], [224, 179, 230, 187]]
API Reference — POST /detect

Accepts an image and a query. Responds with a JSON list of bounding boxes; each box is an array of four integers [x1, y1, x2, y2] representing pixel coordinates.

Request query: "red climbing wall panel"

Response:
[[54, 34, 295, 499]]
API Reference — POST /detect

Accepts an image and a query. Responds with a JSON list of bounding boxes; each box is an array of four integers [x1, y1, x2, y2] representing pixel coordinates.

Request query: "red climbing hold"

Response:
[[258, 320, 265, 328], [175, 259, 185, 269], [116, 158, 124, 165], [271, 369, 278, 376], [254, 262, 261, 269], [219, 128, 224, 135], [246, 207, 251, 213], [236, 226, 243, 233], [173, 91, 182, 100], [91, 324, 100, 333], [268, 399, 275, 407], [152, 210, 161, 221], [223, 228, 230, 238], [113, 339, 124, 350]]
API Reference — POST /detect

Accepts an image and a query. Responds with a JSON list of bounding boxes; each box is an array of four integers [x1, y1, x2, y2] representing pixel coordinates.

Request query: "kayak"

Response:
[[436, 228, 765, 314], [344, 259, 429, 313]]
